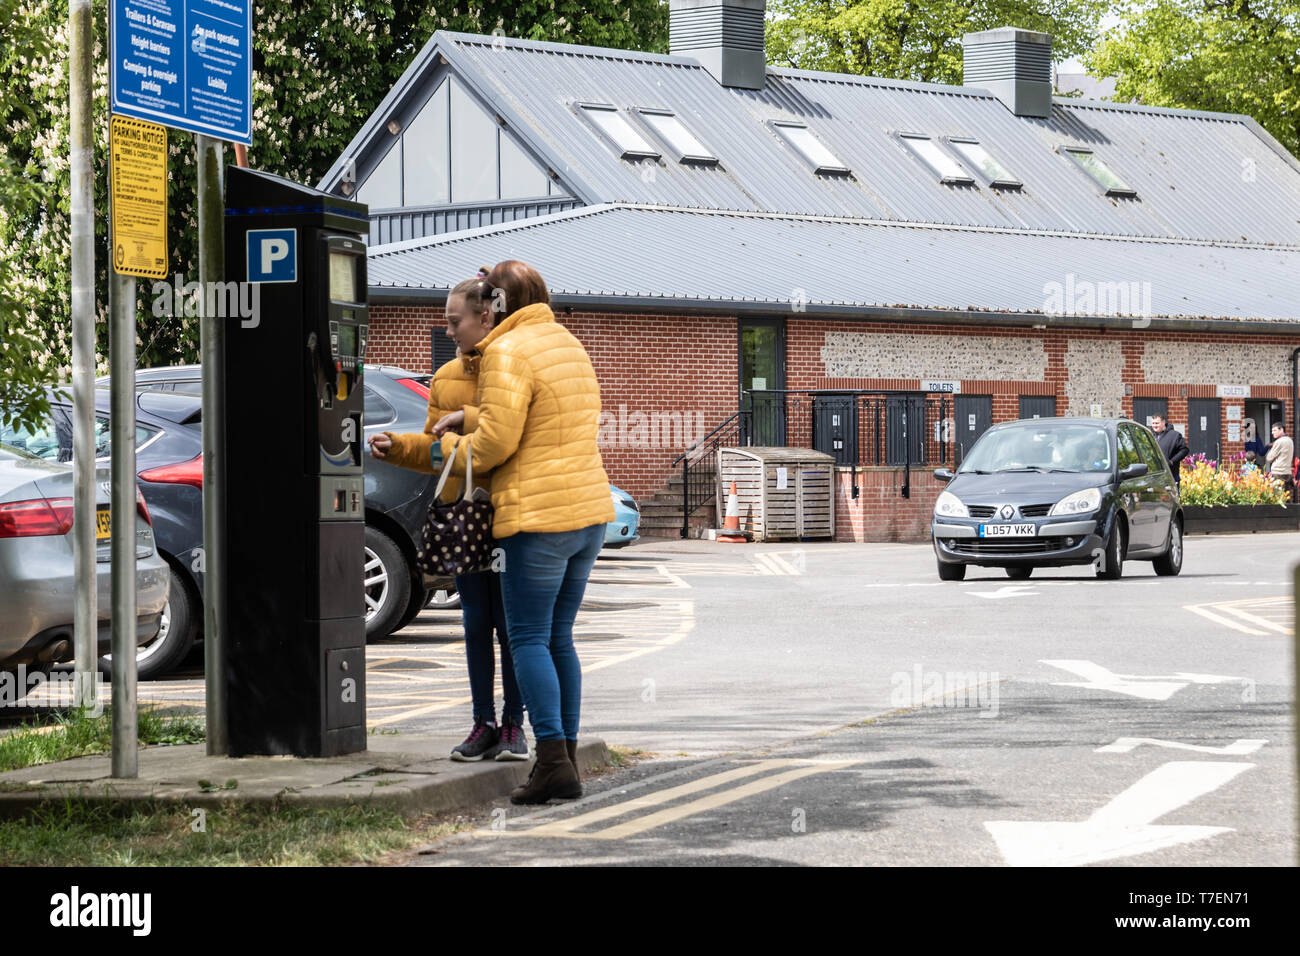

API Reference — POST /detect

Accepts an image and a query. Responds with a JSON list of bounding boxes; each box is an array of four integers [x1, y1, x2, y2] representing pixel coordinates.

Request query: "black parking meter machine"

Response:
[[221, 166, 370, 756]]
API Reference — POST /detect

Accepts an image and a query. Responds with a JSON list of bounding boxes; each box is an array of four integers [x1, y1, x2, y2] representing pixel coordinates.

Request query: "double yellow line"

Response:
[[482, 758, 857, 840]]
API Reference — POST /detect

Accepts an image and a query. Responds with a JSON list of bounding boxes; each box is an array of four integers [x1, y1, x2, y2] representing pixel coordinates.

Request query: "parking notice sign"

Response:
[[110, 115, 169, 279]]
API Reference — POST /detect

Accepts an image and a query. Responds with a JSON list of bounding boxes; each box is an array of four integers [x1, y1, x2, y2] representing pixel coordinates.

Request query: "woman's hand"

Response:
[[368, 433, 392, 459], [433, 410, 465, 437]]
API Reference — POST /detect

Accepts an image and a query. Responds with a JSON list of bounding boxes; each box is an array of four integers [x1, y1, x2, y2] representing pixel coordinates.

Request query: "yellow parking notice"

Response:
[[110, 115, 168, 278]]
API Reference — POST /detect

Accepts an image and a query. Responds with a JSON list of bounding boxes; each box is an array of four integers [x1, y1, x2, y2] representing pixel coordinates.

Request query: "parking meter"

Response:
[[220, 166, 369, 757]]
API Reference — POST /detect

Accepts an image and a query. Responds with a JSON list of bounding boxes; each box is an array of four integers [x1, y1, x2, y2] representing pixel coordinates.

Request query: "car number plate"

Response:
[[978, 523, 1036, 537], [95, 507, 111, 540]]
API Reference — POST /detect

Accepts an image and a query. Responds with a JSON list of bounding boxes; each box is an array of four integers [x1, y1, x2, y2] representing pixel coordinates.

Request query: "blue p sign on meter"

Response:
[[247, 229, 297, 283]]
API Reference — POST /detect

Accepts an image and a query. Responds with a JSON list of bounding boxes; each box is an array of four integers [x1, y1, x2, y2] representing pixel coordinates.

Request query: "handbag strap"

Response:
[[432, 435, 477, 502], [432, 439, 459, 500], [461, 437, 475, 501]]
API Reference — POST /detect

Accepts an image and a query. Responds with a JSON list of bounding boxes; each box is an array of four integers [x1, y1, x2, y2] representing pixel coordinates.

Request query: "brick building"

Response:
[[319, 4, 1300, 541]]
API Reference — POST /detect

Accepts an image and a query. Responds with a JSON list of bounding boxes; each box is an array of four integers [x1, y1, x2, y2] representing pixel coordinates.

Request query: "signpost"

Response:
[[104, 0, 253, 771]]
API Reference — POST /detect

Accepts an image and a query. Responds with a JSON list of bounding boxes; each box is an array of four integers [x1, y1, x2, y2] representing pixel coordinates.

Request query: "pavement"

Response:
[[0, 732, 610, 819]]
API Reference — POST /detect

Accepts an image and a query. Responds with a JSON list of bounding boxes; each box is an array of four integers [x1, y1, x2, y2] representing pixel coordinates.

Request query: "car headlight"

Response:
[[611, 490, 639, 513], [1049, 487, 1102, 516], [934, 491, 969, 518]]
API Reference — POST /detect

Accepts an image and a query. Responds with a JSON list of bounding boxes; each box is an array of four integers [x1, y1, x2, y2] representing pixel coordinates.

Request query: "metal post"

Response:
[[108, 263, 138, 778], [196, 134, 227, 755], [69, 0, 96, 712]]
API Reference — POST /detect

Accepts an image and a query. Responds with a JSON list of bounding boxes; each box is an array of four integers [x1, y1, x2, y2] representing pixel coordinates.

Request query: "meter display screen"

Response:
[[337, 323, 357, 358], [329, 252, 357, 302]]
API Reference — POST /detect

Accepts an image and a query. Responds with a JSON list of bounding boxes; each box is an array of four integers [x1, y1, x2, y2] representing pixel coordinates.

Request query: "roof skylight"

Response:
[[637, 109, 717, 165], [947, 138, 1022, 189], [1063, 148, 1136, 197], [579, 104, 660, 159], [899, 133, 974, 185], [771, 121, 850, 175]]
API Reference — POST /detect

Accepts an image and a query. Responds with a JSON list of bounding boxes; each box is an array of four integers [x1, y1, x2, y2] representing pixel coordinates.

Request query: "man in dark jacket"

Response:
[[1150, 414, 1189, 484]]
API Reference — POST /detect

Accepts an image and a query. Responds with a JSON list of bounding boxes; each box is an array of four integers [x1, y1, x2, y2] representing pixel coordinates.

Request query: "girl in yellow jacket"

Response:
[[367, 273, 528, 762], [434, 260, 614, 805]]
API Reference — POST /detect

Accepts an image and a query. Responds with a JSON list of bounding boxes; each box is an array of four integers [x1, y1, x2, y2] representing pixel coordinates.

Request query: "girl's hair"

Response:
[[449, 266, 494, 313], [482, 260, 550, 318]]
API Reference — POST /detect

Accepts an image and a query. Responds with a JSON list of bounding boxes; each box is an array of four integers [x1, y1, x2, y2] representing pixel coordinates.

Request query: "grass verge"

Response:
[[0, 801, 473, 866], [0, 707, 205, 772]]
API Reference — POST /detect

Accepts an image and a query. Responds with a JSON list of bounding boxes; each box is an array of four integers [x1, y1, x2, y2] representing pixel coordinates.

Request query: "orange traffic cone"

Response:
[[717, 480, 750, 543]]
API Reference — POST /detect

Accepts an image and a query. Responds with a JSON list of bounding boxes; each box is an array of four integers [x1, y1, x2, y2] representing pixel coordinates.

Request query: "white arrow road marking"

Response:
[[1040, 660, 1247, 701], [968, 585, 1038, 599], [1096, 737, 1268, 755], [985, 761, 1253, 866]]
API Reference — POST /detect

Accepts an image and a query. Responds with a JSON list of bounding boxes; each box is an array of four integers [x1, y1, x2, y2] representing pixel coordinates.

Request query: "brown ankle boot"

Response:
[[510, 739, 581, 805], [566, 739, 579, 780]]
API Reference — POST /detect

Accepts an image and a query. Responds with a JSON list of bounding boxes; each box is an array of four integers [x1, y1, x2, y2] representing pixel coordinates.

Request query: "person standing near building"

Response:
[[434, 260, 615, 805], [367, 272, 530, 762], [1265, 422, 1296, 502], [1150, 414, 1189, 485]]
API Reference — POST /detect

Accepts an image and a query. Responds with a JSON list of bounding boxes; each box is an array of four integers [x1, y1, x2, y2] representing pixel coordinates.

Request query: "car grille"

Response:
[[949, 536, 1072, 555], [965, 503, 1053, 519]]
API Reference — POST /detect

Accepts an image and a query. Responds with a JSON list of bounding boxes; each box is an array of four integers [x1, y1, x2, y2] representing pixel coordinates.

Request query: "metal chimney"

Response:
[[669, 0, 766, 91], [962, 27, 1053, 118]]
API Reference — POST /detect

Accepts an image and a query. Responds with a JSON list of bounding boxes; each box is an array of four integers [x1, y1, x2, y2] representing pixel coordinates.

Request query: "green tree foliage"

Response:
[[766, 0, 1105, 83], [1085, 0, 1300, 155], [0, 0, 668, 427]]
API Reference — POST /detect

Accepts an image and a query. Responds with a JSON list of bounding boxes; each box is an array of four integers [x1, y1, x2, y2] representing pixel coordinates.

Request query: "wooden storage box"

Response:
[[716, 447, 836, 541]]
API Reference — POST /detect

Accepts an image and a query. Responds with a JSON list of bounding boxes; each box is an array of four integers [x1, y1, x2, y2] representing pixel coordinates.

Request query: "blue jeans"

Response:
[[455, 570, 523, 724], [498, 523, 605, 742]]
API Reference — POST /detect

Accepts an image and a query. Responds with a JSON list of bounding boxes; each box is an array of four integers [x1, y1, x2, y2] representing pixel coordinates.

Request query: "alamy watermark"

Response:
[[151, 273, 261, 328], [1042, 273, 1153, 329], [598, 404, 709, 449], [890, 664, 1000, 717], [1, 665, 105, 717]]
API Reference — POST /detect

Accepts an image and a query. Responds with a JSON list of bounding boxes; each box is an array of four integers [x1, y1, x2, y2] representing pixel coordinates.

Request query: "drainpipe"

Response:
[[1292, 346, 1299, 432]]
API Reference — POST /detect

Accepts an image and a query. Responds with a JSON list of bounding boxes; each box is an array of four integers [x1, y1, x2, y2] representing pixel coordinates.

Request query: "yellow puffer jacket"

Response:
[[439, 302, 615, 538], [379, 353, 486, 502]]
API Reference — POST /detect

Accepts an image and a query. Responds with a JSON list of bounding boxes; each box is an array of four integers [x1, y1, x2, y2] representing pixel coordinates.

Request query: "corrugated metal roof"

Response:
[[367, 204, 1300, 324], [427, 31, 1300, 245]]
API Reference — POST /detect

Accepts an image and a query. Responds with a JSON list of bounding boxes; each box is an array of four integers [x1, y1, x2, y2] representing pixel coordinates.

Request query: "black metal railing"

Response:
[[670, 409, 750, 538]]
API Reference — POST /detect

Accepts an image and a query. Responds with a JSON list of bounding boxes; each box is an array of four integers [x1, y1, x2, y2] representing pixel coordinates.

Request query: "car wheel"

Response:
[[1005, 565, 1033, 580], [1153, 519, 1183, 576], [395, 583, 428, 632], [937, 560, 966, 581], [1096, 521, 1125, 580], [364, 526, 412, 641], [100, 565, 197, 680], [426, 585, 461, 611]]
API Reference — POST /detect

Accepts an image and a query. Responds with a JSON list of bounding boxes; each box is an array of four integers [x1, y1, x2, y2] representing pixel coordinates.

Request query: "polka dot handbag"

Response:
[[416, 437, 495, 577]]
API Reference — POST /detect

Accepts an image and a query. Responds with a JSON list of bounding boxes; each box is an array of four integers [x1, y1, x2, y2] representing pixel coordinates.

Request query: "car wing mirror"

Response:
[[1119, 463, 1148, 480], [933, 468, 955, 482]]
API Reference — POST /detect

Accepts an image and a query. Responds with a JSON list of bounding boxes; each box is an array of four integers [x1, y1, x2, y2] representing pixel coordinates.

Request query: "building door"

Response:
[[1187, 398, 1221, 461], [1132, 397, 1168, 430], [954, 395, 992, 464], [886, 395, 926, 465], [740, 318, 786, 445], [1018, 395, 1056, 420], [812, 393, 857, 465]]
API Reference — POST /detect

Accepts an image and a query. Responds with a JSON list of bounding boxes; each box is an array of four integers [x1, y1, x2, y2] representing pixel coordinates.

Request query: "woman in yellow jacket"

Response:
[[367, 273, 528, 762], [434, 260, 614, 805]]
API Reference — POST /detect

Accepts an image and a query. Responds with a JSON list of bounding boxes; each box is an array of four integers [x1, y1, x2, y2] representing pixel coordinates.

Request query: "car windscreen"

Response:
[[959, 424, 1113, 474]]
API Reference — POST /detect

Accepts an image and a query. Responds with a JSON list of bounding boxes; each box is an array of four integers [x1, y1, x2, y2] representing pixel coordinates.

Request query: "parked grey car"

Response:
[[0, 442, 170, 672]]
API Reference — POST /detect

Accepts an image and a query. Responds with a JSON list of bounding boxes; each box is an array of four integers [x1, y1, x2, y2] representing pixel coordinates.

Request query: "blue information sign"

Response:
[[111, 0, 252, 144]]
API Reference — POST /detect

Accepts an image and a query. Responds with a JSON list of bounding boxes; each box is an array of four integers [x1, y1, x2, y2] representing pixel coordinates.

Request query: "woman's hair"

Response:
[[449, 267, 494, 314], [483, 260, 550, 318]]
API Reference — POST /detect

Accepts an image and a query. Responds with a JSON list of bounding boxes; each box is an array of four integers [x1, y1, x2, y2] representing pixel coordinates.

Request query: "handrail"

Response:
[[671, 409, 749, 467]]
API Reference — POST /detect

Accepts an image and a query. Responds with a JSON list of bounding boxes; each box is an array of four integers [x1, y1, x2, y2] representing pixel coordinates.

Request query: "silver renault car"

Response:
[[0, 442, 170, 672]]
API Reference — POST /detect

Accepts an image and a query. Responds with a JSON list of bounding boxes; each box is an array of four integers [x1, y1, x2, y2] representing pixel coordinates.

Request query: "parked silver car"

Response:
[[0, 442, 170, 671]]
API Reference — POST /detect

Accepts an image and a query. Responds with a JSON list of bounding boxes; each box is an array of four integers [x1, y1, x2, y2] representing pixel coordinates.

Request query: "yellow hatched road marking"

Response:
[[485, 758, 857, 840], [1185, 596, 1293, 636]]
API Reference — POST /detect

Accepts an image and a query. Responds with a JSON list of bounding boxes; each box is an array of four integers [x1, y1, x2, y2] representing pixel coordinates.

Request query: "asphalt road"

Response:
[[390, 531, 1295, 867]]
